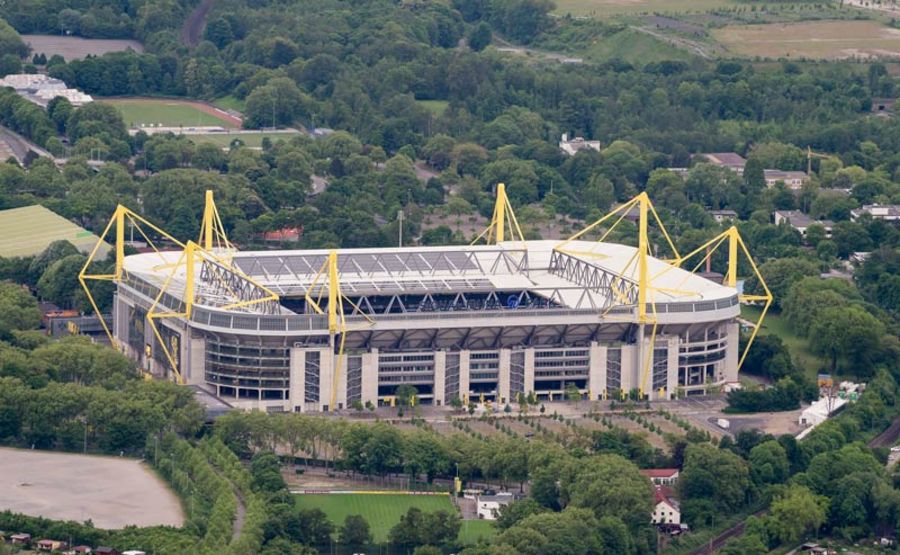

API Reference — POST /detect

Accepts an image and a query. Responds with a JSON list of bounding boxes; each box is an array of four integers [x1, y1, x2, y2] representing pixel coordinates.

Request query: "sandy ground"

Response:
[[23, 35, 144, 61], [0, 447, 184, 529]]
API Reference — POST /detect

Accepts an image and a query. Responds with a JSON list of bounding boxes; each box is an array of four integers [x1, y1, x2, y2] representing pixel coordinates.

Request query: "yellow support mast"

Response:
[[672, 226, 773, 371], [471, 183, 527, 246], [79, 205, 186, 349], [558, 192, 680, 399], [304, 250, 374, 410]]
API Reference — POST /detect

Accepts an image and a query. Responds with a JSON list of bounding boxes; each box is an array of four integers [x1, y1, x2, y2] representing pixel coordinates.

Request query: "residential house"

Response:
[[773, 210, 833, 238], [640, 468, 679, 486], [37, 539, 67, 552], [651, 486, 681, 525], [476, 492, 514, 520], [70, 546, 93, 554], [764, 170, 809, 190], [693, 152, 746, 174], [851, 204, 900, 223], [95, 547, 118, 555], [10, 533, 31, 545], [559, 133, 601, 156], [708, 209, 737, 223]]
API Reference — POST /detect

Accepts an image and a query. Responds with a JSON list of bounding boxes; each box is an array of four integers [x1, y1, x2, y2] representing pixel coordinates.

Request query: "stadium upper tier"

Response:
[[120, 240, 740, 331]]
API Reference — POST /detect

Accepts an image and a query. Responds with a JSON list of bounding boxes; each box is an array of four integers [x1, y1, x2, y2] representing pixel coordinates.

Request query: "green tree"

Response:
[[749, 440, 790, 486], [808, 305, 885, 374], [339, 514, 372, 546], [468, 22, 492, 52], [0, 282, 41, 339], [767, 485, 828, 544]]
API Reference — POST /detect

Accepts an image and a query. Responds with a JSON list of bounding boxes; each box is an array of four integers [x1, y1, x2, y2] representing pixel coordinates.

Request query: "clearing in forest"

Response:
[[552, 0, 734, 17], [293, 493, 495, 543], [101, 97, 241, 129], [0, 447, 184, 529], [713, 20, 900, 60], [23, 35, 143, 61]]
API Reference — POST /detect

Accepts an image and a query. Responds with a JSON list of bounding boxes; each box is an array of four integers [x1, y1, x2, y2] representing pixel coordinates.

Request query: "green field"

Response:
[[742, 305, 824, 379], [553, 0, 734, 17], [294, 493, 495, 543], [183, 131, 302, 148], [212, 95, 246, 113], [102, 99, 238, 128]]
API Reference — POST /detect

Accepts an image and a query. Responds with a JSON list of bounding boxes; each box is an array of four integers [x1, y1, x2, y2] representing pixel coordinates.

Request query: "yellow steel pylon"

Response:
[[471, 183, 526, 245], [557, 193, 680, 399], [145, 240, 280, 384], [671, 226, 773, 371], [198, 189, 233, 254], [79, 205, 186, 350], [304, 251, 374, 410]]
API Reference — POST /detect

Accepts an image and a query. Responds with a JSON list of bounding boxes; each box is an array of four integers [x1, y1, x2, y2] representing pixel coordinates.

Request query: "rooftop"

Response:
[[122, 240, 738, 315], [695, 152, 746, 167], [640, 468, 679, 478], [0, 205, 111, 258]]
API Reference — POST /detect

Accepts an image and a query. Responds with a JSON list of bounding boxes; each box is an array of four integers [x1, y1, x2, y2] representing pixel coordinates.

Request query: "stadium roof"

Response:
[[0, 205, 111, 258], [123, 240, 736, 313]]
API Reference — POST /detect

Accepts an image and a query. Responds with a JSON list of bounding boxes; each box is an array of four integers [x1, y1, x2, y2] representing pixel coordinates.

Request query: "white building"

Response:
[[0, 73, 93, 107], [773, 210, 833, 238], [764, 170, 809, 190], [799, 396, 849, 427], [640, 468, 679, 486], [113, 238, 743, 411], [851, 204, 900, 223], [709, 209, 737, 223], [559, 133, 601, 156], [651, 486, 680, 525], [476, 493, 514, 520]]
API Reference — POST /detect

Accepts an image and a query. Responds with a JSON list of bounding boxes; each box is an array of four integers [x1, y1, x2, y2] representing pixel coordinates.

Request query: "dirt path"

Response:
[[182, 0, 215, 48], [207, 463, 246, 543], [629, 25, 715, 60]]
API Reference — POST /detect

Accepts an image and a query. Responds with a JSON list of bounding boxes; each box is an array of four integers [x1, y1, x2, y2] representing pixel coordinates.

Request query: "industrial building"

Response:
[[82, 189, 770, 412]]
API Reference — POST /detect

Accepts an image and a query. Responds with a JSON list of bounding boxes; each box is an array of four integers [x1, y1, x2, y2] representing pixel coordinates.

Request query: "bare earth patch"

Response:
[[0, 447, 184, 529], [23, 35, 144, 61], [713, 20, 900, 60]]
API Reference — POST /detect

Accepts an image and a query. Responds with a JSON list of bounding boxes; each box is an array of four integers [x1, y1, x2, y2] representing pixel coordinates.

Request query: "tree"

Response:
[[679, 443, 750, 518], [292, 508, 335, 546], [389, 508, 460, 548], [339, 514, 372, 546], [567, 454, 653, 531], [767, 485, 828, 544], [395, 384, 419, 407], [747, 257, 820, 310], [468, 22, 492, 52], [748, 440, 790, 486], [808, 306, 885, 375], [244, 78, 313, 129], [0, 282, 41, 340], [496, 499, 547, 530]]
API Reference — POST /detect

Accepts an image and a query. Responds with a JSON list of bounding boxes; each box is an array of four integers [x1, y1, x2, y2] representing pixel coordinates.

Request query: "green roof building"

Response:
[[0, 205, 111, 259]]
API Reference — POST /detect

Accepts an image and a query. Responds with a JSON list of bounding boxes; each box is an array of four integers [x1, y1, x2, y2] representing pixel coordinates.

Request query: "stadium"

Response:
[[83, 189, 769, 412]]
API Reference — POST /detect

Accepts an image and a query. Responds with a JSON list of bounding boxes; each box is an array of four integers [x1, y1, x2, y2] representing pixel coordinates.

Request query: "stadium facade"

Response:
[[111, 238, 742, 411]]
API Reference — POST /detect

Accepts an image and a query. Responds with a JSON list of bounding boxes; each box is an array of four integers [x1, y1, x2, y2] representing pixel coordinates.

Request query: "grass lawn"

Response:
[[183, 131, 301, 148], [459, 519, 496, 544], [417, 99, 449, 116], [553, 0, 734, 17], [293, 493, 496, 544], [712, 20, 900, 60], [212, 95, 246, 113], [741, 305, 825, 379], [101, 98, 238, 128]]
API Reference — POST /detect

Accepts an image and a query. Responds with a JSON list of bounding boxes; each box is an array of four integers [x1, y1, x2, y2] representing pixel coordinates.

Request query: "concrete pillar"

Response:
[[459, 350, 471, 403], [433, 350, 446, 406], [588, 342, 606, 400], [620, 344, 637, 394], [318, 347, 336, 411], [187, 335, 205, 386], [724, 322, 740, 383], [498, 348, 511, 404], [524, 347, 535, 397], [288, 348, 306, 412], [334, 353, 347, 410], [361, 350, 379, 406], [666, 336, 679, 400]]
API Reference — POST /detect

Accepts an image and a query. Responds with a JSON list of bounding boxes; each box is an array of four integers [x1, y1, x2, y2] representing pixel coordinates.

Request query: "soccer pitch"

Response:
[[293, 493, 494, 543], [101, 98, 240, 128]]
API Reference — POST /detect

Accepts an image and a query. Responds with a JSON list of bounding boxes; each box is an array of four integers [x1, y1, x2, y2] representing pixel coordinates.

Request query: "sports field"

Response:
[[0, 447, 183, 529], [294, 493, 494, 543], [23, 35, 143, 61], [553, 0, 733, 17], [713, 20, 900, 60], [101, 98, 240, 129]]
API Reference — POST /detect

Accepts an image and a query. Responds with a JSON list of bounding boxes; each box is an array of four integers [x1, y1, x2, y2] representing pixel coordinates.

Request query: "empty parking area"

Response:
[[0, 447, 184, 529]]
